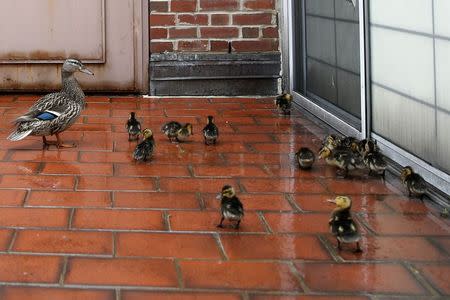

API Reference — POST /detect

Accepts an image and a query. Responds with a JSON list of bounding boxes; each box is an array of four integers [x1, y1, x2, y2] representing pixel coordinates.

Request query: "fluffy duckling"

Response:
[[318, 146, 364, 177], [322, 134, 342, 151], [216, 185, 244, 229], [161, 121, 193, 143], [133, 129, 155, 162], [401, 166, 427, 200], [202, 115, 219, 145], [126, 112, 141, 141], [318, 146, 339, 167], [328, 196, 362, 252], [275, 93, 293, 115], [440, 207, 449, 219], [364, 151, 387, 179], [341, 136, 359, 150], [358, 138, 379, 156], [295, 147, 315, 169]]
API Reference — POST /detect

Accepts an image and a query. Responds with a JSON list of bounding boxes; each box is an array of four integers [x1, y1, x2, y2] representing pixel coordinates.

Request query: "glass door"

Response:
[[293, 0, 362, 130]]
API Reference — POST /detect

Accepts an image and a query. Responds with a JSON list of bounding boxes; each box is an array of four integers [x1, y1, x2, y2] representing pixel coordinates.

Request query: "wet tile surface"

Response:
[[0, 95, 448, 298]]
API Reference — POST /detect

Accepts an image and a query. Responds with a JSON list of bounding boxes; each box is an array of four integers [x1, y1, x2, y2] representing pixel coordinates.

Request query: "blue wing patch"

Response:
[[36, 112, 59, 121]]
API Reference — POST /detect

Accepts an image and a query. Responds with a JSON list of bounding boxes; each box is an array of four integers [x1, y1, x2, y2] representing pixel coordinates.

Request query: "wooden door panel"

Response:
[[0, 0, 148, 93], [0, 0, 105, 62]]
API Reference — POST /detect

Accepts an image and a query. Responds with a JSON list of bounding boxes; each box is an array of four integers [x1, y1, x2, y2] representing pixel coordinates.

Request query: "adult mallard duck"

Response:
[[7, 59, 94, 148]]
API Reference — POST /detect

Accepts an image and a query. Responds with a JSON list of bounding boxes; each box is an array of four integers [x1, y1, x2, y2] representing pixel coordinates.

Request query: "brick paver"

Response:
[[0, 95, 448, 299]]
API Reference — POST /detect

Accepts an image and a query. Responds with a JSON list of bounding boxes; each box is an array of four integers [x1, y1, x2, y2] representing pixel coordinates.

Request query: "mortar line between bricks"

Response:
[[425, 236, 450, 257], [257, 211, 273, 234], [21, 189, 31, 207], [402, 261, 441, 296], [112, 232, 117, 258], [287, 261, 311, 293], [261, 164, 274, 176], [110, 191, 115, 208], [241, 292, 250, 300], [317, 234, 344, 263], [36, 161, 45, 174], [0, 282, 387, 296], [174, 258, 184, 289], [196, 192, 206, 210], [163, 210, 172, 231], [0, 282, 432, 300], [284, 193, 302, 213], [7, 230, 18, 252], [155, 177, 161, 191], [354, 213, 378, 236], [236, 178, 247, 193], [58, 256, 69, 286], [187, 164, 195, 177], [213, 233, 228, 261], [73, 176, 79, 191], [68, 208, 75, 229]]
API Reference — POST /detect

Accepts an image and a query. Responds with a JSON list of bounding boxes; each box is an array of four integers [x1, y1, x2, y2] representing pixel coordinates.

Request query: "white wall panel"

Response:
[[434, 0, 450, 38], [372, 85, 436, 160], [437, 111, 450, 172], [371, 27, 435, 104], [370, 0, 433, 33], [435, 39, 450, 111]]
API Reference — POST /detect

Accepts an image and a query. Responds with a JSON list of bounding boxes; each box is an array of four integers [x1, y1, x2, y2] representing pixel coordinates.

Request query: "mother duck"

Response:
[[7, 59, 94, 148]]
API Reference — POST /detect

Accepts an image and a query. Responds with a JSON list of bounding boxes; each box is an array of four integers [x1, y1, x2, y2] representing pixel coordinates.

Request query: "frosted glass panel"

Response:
[[371, 27, 435, 104], [435, 39, 450, 111], [370, 0, 433, 33], [372, 85, 436, 160], [370, 0, 450, 174], [434, 0, 450, 38], [437, 111, 450, 172]]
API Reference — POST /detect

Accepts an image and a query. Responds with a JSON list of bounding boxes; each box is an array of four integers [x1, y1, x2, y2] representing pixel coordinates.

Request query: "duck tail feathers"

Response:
[[7, 129, 33, 141]]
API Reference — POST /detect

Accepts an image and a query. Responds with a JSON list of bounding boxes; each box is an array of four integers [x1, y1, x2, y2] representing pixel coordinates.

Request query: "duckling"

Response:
[[322, 134, 342, 150], [216, 185, 244, 229], [275, 93, 293, 115], [333, 151, 365, 178], [318, 146, 364, 177], [341, 136, 359, 150], [318, 146, 338, 167], [440, 207, 449, 219], [161, 121, 193, 143], [400, 166, 427, 200], [364, 151, 387, 179], [133, 129, 155, 162], [328, 196, 362, 253], [126, 112, 141, 141], [358, 138, 379, 156], [202, 115, 219, 145], [295, 147, 315, 169]]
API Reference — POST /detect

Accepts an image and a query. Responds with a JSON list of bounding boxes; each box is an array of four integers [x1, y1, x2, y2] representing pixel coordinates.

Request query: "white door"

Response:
[[0, 0, 148, 93]]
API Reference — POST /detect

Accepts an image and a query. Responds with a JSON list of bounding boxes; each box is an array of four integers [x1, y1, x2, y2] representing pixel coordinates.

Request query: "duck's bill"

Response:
[[327, 199, 336, 204], [216, 193, 222, 200], [80, 67, 94, 76]]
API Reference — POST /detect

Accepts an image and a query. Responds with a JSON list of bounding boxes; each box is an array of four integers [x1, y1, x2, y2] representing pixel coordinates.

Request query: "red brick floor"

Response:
[[0, 95, 449, 299]]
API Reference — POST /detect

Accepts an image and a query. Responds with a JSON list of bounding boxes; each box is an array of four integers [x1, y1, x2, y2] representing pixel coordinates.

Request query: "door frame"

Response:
[[134, 0, 149, 94]]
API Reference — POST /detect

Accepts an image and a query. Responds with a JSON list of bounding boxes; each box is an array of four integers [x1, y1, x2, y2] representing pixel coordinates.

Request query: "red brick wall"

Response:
[[149, 0, 279, 53]]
